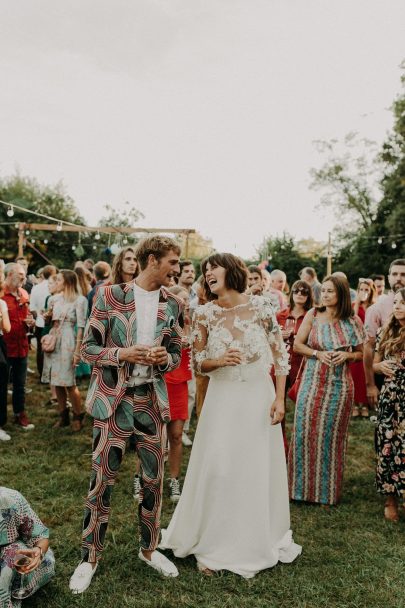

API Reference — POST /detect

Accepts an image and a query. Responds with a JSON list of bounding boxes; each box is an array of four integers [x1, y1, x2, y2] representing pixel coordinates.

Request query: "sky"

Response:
[[1, 0, 404, 258]]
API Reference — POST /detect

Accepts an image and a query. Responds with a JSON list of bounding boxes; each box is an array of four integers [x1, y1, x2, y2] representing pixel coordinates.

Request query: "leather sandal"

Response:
[[197, 561, 215, 576], [71, 413, 85, 432], [352, 406, 360, 418], [53, 409, 70, 428], [384, 499, 399, 523], [360, 406, 369, 418]]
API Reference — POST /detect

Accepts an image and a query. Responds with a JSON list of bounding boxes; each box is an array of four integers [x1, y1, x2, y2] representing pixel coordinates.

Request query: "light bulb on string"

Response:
[[392, 242, 397, 249], [56, 222, 63, 232], [25, 230, 30, 236], [93, 244, 97, 250], [31, 239, 36, 244], [371, 213, 377, 221], [44, 239, 48, 245], [377, 237, 383, 245], [72, 245, 76, 251], [95, 231, 101, 240], [6, 205, 14, 217], [123, 238, 128, 245]]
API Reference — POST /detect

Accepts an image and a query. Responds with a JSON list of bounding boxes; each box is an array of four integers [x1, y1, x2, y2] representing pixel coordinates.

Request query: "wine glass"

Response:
[[12, 555, 31, 600], [284, 318, 296, 336], [230, 340, 246, 382]]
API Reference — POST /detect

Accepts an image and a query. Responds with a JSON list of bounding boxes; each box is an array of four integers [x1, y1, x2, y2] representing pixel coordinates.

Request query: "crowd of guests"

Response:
[[1, 246, 405, 600]]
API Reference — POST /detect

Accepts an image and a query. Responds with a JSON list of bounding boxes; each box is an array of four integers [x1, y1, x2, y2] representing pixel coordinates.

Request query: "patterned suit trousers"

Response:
[[81, 384, 166, 561]]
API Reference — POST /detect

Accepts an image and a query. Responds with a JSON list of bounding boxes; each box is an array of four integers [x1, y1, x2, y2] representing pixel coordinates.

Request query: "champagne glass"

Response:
[[284, 318, 296, 336], [231, 340, 246, 382], [12, 555, 31, 600]]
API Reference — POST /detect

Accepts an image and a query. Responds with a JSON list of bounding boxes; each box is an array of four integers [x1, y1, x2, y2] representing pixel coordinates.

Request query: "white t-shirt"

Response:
[[29, 280, 50, 328], [127, 283, 160, 386], [0, 299, 7, 336]]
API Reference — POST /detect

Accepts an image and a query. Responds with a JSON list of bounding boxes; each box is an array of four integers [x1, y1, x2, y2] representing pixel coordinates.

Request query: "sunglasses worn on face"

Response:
[[292, 288, 309, 295]]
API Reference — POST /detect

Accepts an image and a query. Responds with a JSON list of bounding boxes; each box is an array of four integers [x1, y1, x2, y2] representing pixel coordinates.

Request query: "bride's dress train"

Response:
[[161, 297, 302, 578]]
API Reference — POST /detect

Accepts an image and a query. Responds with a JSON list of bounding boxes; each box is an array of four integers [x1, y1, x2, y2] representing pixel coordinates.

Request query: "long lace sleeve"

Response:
[[191, 305, 209, 375], [258, 298, 290, 376]]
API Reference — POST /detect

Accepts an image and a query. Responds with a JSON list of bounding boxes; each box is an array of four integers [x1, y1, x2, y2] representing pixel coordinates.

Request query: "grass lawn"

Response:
[[1, 361, 404, 608]]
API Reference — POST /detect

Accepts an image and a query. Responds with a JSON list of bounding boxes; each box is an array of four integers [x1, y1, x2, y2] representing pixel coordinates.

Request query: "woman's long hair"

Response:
[[75, 266, 92, 296], [317, 275, 353, 320], [378, 288, 405, 357], [111, 247, 138, 284], [353, 278, 376, 315], [60, 270, 80, 302]]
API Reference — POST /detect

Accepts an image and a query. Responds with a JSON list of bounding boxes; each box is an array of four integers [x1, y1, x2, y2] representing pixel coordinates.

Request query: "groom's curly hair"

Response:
[[201, 253, 248, 299]]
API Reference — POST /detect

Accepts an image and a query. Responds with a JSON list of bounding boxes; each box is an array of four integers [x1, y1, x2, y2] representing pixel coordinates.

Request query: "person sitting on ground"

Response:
[[0, 486, 55, 606]]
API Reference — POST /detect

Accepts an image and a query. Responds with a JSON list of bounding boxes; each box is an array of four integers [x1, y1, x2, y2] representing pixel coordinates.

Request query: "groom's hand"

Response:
[[146, 346, 169, 367], [119, 345, 151, 365]]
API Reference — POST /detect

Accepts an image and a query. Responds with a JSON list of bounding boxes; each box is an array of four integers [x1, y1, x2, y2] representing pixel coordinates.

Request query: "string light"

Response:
[[25, 230, 30, 236], [56, 222, 63, 232], [6, 205, 14, 217], [123, 238, 128, 245], [392, 242, 397, 249], [95, 232, 101, 240], [72, 245, 76, 251], [93, 244, 97, 250], [31, 239, 36, 244], [44, 239, 48, 244], [377, 237, 383, 244]]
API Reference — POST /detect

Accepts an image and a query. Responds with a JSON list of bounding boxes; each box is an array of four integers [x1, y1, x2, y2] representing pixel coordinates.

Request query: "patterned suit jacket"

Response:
[[80, 281, 184, 422]]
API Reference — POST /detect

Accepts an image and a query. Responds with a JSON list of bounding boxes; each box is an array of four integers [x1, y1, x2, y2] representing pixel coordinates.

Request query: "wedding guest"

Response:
[[29, 265, 57, 379], [41, 270, 87, 431], [75, 266, 92, 297], [87, 261, 111, 315], [194, 275, 210, 418], [165, 285, 193, 502], [0, 486, 55, 606], [111, 246, 138, 284], [288, 275, 366, 505], [0, 264, 11, 442], [373, 288, 405, 522], [161, 253, 301, 577], [1, 263, 35, 430], [364, 259, 405, 407], [350, 278, 376, 418], [371, 274, 386, 299], [299, 267, 322, 306]]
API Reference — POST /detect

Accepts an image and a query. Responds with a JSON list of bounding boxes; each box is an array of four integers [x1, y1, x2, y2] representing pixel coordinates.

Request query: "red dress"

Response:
[[165, 348, 192, 421], [276, 308, 305, 387], [349, 305, 367, 404]]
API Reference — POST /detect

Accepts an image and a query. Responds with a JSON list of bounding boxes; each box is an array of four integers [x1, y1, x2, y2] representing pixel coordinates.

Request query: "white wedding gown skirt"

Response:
[[161, 359, 302, 578]]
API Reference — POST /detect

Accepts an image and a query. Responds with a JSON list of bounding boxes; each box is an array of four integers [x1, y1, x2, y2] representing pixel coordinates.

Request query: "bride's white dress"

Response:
[[161, 296, 302, 578]]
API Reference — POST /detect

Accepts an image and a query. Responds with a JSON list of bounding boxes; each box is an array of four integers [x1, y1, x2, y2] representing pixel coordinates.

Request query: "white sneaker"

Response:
[[138, 549, 179, 577], [182, 432, 192, 447], [169, 478, 181, 503], [69, 561, 98, 594], [133, 475, 141, 502], [0, 428, 11, 441]]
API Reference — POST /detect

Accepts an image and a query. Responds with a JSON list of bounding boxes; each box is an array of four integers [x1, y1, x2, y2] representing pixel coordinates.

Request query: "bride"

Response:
[[161, 253, 301, 578]]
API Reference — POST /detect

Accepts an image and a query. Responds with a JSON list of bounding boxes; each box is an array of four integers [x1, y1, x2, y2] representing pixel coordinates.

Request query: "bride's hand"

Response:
[[219, 348, 243, 367], [270, 398, 285, 425]]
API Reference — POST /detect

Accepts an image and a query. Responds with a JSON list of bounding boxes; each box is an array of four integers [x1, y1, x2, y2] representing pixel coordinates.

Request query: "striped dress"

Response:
[[288, 311, 366, 505]]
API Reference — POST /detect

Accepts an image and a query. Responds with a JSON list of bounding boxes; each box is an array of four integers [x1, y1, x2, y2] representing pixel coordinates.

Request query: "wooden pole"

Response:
[[326, 232, 332, 275], [18, 223, 25, 257]]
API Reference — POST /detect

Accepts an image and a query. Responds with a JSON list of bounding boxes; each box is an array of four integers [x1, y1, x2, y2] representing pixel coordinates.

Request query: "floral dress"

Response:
[[41, 294, 88, 386], [375, 341, 405, 497], [0, 488, 55, 608]]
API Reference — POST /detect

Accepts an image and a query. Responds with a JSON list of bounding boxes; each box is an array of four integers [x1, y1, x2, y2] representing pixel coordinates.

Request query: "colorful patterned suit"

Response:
[[79, 281, 183, 561]]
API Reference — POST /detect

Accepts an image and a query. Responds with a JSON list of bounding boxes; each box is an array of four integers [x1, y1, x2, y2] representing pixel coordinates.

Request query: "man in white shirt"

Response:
[[70, 236, 184, 593], [29, 265, 57, 378]]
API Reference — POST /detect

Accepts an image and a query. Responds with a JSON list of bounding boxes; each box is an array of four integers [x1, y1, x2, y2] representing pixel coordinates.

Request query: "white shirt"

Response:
[[0, 299, 7, 336], [128, 283, 160, 386], [29, 280, 50, 328]]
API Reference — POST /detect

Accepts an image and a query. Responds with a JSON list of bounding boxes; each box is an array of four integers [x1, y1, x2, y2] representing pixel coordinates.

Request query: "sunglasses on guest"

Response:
[[292, 288, 309, 295]]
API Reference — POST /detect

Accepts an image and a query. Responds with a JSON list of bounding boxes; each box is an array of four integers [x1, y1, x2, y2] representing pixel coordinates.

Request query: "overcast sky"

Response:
[[1, 0, 404, 257]]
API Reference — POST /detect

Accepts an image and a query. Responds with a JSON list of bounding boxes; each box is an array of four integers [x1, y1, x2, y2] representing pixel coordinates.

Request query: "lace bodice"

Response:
[[192, 296, 289, 377]]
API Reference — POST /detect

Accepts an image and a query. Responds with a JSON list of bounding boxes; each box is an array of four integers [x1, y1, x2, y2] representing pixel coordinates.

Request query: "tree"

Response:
[[0, 174, 85, 269], [97, 201, 144, 229]]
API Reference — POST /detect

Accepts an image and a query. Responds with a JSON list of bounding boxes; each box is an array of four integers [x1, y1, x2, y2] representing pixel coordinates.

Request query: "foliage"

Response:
[[257, 233, 325, 283], [0, 174, 85, 270], [97, 201, 144, 229], [311, 66, 405, 282], [2, 359, 405, 608]]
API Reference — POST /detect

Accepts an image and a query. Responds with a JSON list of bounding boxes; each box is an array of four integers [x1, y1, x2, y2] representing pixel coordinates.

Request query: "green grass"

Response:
[[1, 361, 404, 608]]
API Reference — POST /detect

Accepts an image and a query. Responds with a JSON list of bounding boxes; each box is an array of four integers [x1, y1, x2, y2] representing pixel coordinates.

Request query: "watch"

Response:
[[312, 350, 318, 359]]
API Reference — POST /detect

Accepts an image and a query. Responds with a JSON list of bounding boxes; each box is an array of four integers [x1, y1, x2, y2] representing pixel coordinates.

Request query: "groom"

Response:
[[69, 235, 183, 594]]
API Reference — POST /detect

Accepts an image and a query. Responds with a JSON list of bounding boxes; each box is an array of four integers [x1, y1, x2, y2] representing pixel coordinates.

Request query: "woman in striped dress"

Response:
[[288, 275, 366, 505]]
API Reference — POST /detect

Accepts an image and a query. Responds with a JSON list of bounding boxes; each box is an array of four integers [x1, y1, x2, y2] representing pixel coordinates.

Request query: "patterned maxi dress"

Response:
[[288, 311, 366, 505], [41, 294, 88, 386], [0, 488, 55, 608], [375, 342, 405, 498]]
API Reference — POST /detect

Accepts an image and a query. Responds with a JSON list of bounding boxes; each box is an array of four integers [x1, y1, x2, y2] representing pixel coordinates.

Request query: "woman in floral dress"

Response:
[[0, 487, 55, 608], [42, 270, 87, 431], [373, 288, 405, 522]]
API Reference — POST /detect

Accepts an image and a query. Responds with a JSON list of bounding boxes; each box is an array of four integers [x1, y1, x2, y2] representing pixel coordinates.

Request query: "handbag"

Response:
[[287, 358, 305, 403], [41, 306, 68, 353]]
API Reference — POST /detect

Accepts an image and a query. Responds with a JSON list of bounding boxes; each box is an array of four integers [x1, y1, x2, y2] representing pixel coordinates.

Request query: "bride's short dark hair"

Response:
[[201, 253, 248, 297]]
